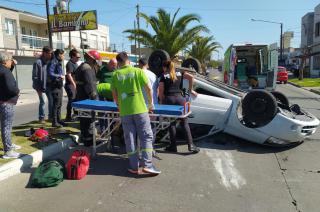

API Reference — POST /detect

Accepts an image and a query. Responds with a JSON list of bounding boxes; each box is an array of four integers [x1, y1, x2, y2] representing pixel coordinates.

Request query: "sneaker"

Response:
[[58, 121, 68, 127], [52, 123, 63, 128], [128, 168, 141, 175], [2, 150, 21, 159], [142, 165, 161, 175], [188, 144, 200, 154], [11, 143, 21, 150]]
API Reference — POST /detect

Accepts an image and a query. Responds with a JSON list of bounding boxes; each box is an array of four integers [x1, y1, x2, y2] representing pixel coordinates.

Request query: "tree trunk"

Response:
[[299, 57, 305, 81]]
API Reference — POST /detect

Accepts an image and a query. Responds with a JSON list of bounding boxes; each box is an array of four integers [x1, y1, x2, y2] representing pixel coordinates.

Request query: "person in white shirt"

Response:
[[139, 58, 158, 105], [139, 58, 159, 157]]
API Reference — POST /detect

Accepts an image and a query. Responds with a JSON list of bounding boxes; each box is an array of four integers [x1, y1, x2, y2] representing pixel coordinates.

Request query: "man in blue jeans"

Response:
[[32, 46, 53, 123], [111, 52, 160, 175]]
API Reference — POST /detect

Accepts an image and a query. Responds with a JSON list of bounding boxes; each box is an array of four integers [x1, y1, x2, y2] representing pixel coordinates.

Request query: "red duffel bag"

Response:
[[66, 150, 90, 180]]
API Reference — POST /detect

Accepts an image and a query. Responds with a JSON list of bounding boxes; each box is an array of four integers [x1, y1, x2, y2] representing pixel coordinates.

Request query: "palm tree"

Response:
[[124, 8, 208, 58], [186, 36, 221, 70]]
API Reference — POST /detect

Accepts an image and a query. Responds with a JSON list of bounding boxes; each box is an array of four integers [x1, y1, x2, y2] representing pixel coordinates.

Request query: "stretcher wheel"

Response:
[[148, 49, 170, 77], [242, 90, 277, 128], [182, 58, 202, 73]]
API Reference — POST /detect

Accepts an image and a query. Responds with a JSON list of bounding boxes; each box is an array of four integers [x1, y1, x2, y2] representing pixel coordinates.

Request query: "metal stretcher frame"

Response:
[[72, 100, 192, 156]]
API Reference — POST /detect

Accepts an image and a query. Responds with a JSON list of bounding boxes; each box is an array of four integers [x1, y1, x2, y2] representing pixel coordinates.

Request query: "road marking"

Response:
[[205, 149, 246, 190]]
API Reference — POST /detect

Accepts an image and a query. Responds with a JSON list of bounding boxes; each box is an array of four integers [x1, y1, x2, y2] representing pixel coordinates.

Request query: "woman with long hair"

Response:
[[158, 60, 200, 153]]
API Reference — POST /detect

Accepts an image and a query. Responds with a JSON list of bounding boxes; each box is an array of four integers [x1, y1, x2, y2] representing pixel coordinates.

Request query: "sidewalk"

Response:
[[16, 89, 38, 106], [16, 89, 68, 107], [0, 89, 75, 181]]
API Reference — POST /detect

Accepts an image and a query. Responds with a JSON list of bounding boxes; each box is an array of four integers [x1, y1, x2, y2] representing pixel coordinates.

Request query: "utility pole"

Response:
[[45, 0, 53, 48], [136, 4, 141, 59], [134, 20, 137, 54], [68, 0, 72, 49], [280, 23, 283, 62]]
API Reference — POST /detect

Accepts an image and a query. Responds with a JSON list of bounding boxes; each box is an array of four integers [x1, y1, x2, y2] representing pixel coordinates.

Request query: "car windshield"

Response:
[[195, 74, 244, 96]]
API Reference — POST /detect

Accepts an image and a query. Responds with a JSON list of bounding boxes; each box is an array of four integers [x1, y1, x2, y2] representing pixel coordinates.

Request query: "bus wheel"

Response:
[[242, 90, 277, 128]]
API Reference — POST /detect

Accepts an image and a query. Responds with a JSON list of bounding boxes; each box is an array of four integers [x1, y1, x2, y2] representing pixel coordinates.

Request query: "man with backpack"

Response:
[[32, 46, 53, 123]]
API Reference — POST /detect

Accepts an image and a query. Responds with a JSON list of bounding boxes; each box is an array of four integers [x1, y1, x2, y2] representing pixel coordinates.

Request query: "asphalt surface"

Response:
[[14, 90, 68, 126], [1, 83, 320, 212]]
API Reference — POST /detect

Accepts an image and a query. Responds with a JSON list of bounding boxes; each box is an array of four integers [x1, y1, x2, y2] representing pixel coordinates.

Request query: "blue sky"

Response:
[[1, 0, 319, 59]]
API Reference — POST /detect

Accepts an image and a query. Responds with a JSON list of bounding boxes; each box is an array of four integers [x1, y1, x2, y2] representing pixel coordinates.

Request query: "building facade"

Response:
[[0, 6, 110, 89], [300, 4, 320, 77]]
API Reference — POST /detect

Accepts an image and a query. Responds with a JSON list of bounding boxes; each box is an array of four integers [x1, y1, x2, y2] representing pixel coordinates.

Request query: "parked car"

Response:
[[277, 66, 288, 84]]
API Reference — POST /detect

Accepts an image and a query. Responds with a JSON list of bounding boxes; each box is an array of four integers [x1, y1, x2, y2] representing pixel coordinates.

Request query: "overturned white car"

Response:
[[187, 75, 319, 146], [148, 50, 319, 146]]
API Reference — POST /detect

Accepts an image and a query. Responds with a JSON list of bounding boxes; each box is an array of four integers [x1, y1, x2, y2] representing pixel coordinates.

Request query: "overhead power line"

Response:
[[141, 5, 313, 12]]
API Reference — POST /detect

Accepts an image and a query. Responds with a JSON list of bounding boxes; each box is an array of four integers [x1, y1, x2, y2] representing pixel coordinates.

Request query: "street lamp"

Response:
[[251, 18, 283, 61]]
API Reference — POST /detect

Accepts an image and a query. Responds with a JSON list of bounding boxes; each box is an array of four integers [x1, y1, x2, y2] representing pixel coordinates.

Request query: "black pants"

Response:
[[80, 117, 93, 146], [52, 87, 63, 124], [65, 85, 76, 119], [164, 95, 193, 147]]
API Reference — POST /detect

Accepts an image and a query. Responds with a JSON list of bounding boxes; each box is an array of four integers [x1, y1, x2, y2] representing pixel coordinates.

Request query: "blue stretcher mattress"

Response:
[[72, 99, 188, 116]]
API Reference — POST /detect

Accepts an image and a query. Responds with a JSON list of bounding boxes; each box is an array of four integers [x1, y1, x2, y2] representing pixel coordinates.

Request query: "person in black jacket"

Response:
[[158, 60, 200, 153], [0, 52, 21, 159], [48, 49, 66, 128], [75, 50, 101, 146], [32, 46, 53, 123]]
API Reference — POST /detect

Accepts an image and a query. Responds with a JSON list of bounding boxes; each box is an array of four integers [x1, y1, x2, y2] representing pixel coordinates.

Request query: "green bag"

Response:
[[31, 160, 65, 188]]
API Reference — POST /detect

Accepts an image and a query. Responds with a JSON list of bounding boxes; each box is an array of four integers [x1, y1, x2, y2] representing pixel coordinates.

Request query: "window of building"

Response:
[[315, 22, 320, 37], [5, 18, 16, 36], [91, 34, 98, 49], [314, 55, 320, 70], [21, 26, 26, 35]]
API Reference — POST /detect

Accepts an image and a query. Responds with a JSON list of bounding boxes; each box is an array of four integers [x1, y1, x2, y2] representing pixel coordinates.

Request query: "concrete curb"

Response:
[[287, 81, 301, 88], [288, 81, 320, 96], [0, 138, 75, 182]]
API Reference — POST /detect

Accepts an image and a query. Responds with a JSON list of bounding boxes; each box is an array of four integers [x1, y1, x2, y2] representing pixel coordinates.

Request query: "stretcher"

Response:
[[72, 99, 191, 156]]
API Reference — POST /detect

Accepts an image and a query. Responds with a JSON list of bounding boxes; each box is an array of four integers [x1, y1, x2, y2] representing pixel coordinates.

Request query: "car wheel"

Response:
[[148, 49, 170, 77], [284, 81, 287, 84], [182, 58, 202, 73], [271, 91, 289, 106], [242, 90, 277, 128]]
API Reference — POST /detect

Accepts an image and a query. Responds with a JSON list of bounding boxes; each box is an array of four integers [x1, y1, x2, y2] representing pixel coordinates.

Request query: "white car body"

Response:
[[187, 75, 319, 146]]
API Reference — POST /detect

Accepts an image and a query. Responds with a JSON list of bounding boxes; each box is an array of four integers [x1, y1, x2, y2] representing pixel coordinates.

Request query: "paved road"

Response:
[[1, 83, 320, 212], [14, 93, 68, 126]]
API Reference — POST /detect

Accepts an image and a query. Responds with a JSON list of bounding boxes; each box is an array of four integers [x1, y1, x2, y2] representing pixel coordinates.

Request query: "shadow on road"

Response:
[[196, 132, 302, 154]]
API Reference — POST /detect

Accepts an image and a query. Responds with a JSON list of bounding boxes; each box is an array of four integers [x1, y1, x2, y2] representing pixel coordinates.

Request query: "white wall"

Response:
[[52, 24, 110, 51]]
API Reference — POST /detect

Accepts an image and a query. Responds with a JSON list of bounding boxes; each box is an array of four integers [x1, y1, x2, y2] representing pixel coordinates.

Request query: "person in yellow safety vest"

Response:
[[96, 58, 117, 101], [96, 58, 118, 134], [111, 52, 161, 175]]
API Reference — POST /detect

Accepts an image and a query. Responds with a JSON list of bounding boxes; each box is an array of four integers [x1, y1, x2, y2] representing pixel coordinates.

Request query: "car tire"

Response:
[[182, 58, 202, 73], [284, 81, 287, 84], [148, 49, 170, 77], [242, 90, 277, 128], [271, 91, 289, 106]]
